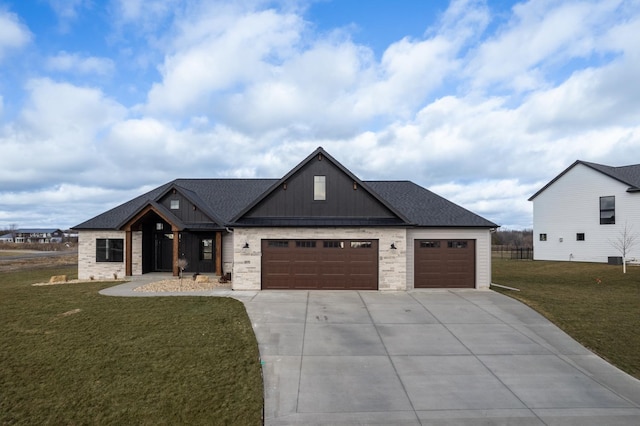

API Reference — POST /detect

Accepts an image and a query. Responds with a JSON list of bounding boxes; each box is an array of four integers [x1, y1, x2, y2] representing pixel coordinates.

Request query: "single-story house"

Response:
[[0, 229, 64, 243], [529, 160, 640, 263], [74, 147, 498, 290]]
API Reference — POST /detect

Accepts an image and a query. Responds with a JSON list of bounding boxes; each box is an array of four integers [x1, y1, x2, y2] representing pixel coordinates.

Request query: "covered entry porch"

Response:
[[120, 203, 223, 277]]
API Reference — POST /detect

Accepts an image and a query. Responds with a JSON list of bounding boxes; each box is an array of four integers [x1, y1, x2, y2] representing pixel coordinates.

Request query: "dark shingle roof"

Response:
[[366, 181, 498, 227], [580, 161, 640, 190], [529, 160, 640, 201], [73, 179, 276, 229], [74, 178, 497, 229]]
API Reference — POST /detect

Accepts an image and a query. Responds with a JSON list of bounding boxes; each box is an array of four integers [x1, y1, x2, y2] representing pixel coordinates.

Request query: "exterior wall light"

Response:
[[243, 242, 250, 249]]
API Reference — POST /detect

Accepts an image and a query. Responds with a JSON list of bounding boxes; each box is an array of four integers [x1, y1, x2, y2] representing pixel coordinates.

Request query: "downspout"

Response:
[[225, 227, 234, 282]]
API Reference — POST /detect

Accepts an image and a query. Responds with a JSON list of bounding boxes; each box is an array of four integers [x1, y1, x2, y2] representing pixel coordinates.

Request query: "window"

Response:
[[268, 241, 289, 248], [350, 241, 372, 249], [539, 234, 547, 241], [96, 238, 124, 262], [156, 223, 164, 231], [600, 196, 615, 224], [576, 233, 585, 241], [170, 199, 180, 210], [420, 241, 441, 248], [201, 238, 213, 260], [314, 175, 326, 200], [448, 241, 468, 248], [323, 241, 342, 248], [296, 240, 316, 248]]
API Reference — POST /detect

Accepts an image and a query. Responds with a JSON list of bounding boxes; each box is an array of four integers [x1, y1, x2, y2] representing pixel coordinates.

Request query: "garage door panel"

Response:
[[415, 239, 475, 288], [262, 239, 378, 290]]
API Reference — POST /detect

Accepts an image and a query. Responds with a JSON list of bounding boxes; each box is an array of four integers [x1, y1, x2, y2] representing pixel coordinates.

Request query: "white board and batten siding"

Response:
[[406, 228, 492, 290], [532, 163, 640, 263]]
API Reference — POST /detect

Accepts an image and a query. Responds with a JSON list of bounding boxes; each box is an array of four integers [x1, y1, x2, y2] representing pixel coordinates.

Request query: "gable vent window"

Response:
[[600, 196, 615, 224], [576, 233, 585, 241], [314, 175, 326, 201], [170, 199, 180, 210]]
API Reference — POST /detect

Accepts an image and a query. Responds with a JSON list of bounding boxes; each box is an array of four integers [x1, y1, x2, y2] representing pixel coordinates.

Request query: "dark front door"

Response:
[[155, 233, 174, 272]]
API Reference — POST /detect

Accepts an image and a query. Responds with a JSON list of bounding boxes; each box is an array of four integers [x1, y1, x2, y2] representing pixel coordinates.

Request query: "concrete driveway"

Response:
[[242, 290, 640, 425]]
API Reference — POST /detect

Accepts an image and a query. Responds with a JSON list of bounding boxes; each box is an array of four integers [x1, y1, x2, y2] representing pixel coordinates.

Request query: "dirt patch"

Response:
[[134, 278, 231, 292], [0, 253, 77, 272], [32, 278, 125, 287]]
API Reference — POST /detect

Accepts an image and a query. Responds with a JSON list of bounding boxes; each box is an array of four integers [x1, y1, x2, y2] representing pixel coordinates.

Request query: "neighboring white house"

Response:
[[529, 160, 640, 263], [0, 229, 64, 243]]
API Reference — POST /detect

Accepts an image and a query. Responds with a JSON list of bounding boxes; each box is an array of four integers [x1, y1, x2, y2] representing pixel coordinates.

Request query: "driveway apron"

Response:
[[243, 290, 640, 425]]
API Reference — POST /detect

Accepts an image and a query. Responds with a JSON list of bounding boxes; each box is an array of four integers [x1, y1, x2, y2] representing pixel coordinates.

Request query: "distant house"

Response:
[[529, 160, 640, 263], [74, 147, 498, 290], [0, 229, 65, 244]]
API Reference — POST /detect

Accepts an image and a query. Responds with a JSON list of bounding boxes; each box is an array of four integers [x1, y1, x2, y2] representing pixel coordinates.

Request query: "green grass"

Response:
[[493, 259, 640, 379], [0, 267, 263, 425]]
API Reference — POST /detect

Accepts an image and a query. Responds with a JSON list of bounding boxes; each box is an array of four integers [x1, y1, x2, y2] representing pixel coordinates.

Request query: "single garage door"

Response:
[[262, 239, 378, 290], [414, 239, 475, 288]]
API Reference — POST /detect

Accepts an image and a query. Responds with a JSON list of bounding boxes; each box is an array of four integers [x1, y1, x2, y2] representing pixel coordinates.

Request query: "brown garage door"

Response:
[[414, 239, 475, 288], [262, 239, 378, 290]]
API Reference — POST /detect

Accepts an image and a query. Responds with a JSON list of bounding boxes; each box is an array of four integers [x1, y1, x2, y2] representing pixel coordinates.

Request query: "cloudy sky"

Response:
[[1, 0, 639, 231]]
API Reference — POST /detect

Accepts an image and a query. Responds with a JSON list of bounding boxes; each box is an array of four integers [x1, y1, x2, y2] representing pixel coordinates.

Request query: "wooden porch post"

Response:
[[125, 230, 132, 276], [215, 231, 222, 276], [172, 230, 179, 276]]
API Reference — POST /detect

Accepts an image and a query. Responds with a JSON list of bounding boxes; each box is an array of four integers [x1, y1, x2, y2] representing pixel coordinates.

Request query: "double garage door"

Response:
[[261, 239, 378, 290], [261, 238, 476, 289], [414, 239, 475, 288]]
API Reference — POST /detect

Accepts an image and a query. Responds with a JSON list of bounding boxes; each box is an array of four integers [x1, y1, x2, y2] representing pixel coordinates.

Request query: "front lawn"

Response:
[[493, 259, 640, 379], [0, 267, 263, 425]]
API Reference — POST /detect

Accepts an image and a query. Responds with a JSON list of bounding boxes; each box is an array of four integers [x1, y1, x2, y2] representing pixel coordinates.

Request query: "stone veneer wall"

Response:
[[78, 230, 142, 280], [232, 227, 407, 291]]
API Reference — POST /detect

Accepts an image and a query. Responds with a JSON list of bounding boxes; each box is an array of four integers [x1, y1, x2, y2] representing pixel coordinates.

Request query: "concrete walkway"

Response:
[[101, 279, 640, 425]]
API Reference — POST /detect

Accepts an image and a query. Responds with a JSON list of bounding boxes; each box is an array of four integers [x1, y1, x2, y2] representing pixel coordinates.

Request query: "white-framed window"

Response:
[[170, 199, 180, 209], [314, 176, 326, 200], [600, 196, 615, 224]]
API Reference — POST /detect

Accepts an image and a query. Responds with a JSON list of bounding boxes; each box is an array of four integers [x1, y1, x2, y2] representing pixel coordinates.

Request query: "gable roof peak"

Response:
[[529, 159, 640, 200], [231, 146, 412, 224]]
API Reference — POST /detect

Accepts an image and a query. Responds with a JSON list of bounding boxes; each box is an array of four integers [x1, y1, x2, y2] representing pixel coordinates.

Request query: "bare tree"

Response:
[[609, 222, 639, 274], [9, 224, 17, 242]]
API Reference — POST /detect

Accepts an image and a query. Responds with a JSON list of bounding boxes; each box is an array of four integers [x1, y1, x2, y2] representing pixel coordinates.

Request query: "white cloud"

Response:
[[0, 79, 127, 191], [0, 9, 31, 61], [144, 0, 489, 137], [146, 7, 304, 114], [430, 179, 540, 228], [112, 0, 181, 25], [0, 183, 156, 229], [466, 0, 624, 92], [46, 51, 115, 76], [46, 0, 86, 21], [3, 0, 640, 230], [19, 78, 126, 138]]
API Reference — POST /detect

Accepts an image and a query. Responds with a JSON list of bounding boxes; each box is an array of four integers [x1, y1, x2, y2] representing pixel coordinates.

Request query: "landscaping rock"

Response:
[[195, 275, 210, 283], [49, 275, 67, 283]]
